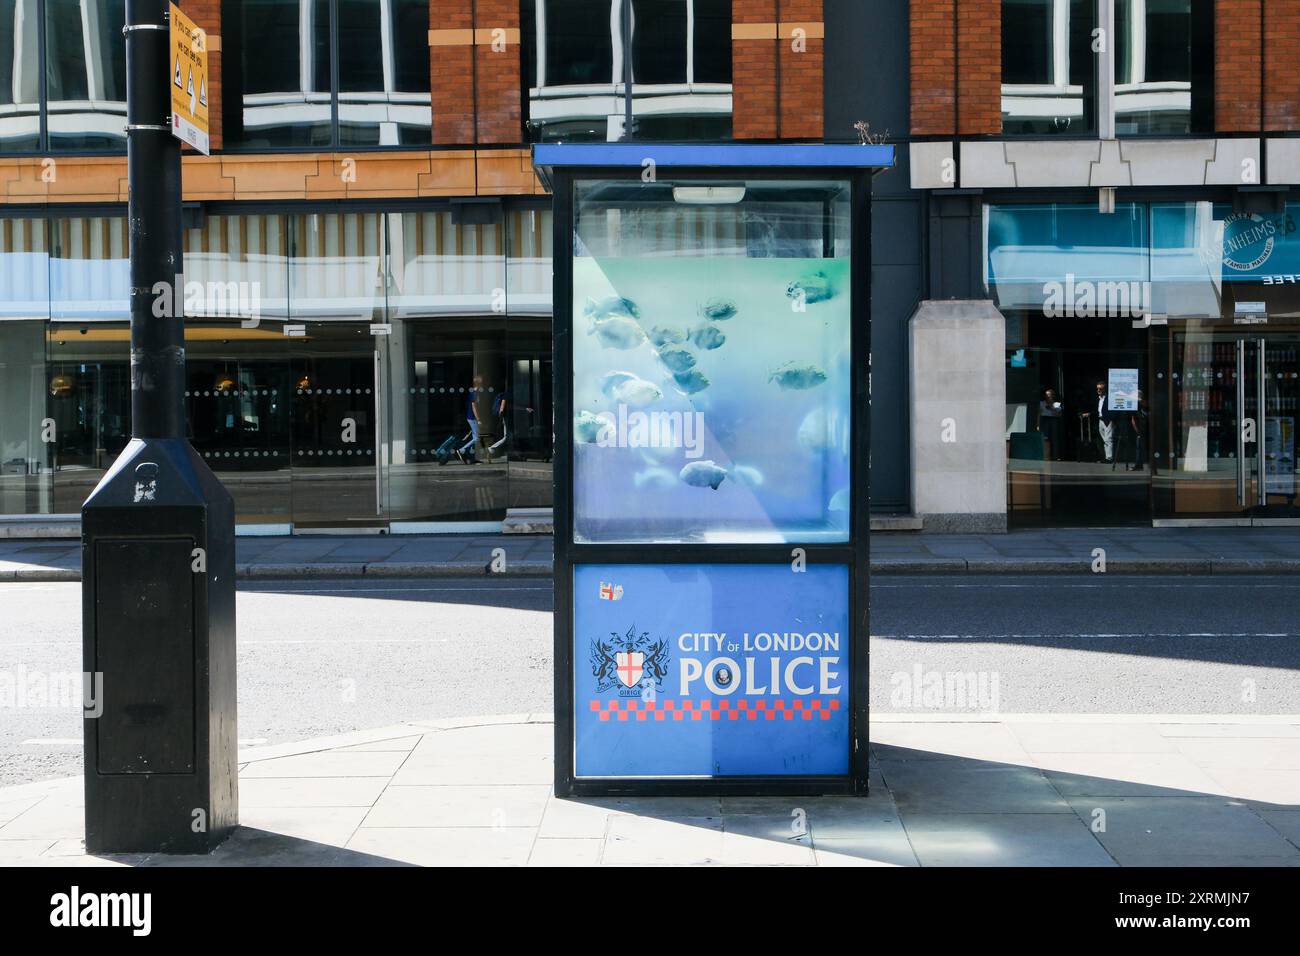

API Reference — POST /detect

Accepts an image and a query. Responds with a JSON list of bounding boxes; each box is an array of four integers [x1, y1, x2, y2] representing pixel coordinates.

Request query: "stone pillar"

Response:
[[909, 300, 1007, 533]]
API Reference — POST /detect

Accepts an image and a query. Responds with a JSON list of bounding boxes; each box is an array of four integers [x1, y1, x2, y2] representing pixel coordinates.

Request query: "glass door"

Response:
[[289, 322, 383, 528], [1259, 334, 1300, 520], [1154, 328, 1300, 522]]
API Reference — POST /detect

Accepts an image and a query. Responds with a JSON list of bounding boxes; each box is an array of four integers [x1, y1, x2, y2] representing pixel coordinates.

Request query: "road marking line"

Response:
[[875, 633, 1295, 640], [19, 738, 80, 746]]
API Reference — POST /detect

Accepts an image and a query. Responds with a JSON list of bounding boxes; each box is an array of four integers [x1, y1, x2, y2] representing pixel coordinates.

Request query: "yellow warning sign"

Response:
[[169, 2, 209, 154]]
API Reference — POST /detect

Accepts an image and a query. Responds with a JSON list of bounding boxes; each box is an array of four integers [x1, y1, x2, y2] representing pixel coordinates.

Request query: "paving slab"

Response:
[[878, 759, 1072, 814], [362, 785, 550, 829], [900, 812, 1115, 867], [1031, 752, 1226, 798], [527, 837, 604, 867], [1008, 721, 1179, 754], [1069, 796, 1300, 866]]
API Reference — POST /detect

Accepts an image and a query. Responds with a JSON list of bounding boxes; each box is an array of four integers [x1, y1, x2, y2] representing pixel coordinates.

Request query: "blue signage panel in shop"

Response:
[[573, 563, 850, 778]]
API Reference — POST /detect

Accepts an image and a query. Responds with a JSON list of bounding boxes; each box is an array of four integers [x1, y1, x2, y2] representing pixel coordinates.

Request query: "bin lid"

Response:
[[531, 142, 893, 190]]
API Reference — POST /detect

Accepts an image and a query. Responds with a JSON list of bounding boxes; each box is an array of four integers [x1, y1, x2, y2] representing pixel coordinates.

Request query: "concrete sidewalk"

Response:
[[3, 527, 1300, 581], [2, 714, 1298, 866]]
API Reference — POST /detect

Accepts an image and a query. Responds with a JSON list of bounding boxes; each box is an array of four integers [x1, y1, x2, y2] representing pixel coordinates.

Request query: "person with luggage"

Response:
[[486, 390, 535, 460], [456, 376, 483, 464]]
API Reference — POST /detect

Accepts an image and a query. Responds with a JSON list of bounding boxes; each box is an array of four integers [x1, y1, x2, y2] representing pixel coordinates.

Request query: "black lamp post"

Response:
[[80, 0, 238, 854]]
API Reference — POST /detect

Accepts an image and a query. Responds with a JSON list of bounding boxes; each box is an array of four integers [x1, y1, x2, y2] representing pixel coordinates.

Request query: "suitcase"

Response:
[[434, 432, 470, 465]]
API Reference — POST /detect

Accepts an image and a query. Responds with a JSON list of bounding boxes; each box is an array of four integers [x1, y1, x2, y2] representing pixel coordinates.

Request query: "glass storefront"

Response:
[[990, 200, 1300, 526], [0, 204, 553, 530]]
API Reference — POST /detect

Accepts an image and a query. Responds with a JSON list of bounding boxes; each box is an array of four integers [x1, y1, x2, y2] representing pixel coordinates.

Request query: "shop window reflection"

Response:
[[524, 0, 732, 143], [45, 0, 127, 150], [0, 0, 127, 154], [1001, 0, 1096, 136], [0, 0, 42, 152], [222, 0, 430, 150]]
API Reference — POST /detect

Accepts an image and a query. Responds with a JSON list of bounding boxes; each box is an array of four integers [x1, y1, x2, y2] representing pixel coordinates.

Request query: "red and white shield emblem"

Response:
[[615, 651, 644, 688]]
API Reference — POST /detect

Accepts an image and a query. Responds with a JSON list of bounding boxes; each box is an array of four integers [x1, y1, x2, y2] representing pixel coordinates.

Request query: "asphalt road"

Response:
[[2, 574, 1298, 786]]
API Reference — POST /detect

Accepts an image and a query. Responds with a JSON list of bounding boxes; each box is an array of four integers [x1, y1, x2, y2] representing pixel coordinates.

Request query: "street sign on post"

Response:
[[168, 1, 209, 154], [535, 143, 893, 797]]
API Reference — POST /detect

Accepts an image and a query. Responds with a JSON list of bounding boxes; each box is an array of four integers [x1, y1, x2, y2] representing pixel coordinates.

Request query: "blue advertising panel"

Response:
[[573, 563, 850, 778]]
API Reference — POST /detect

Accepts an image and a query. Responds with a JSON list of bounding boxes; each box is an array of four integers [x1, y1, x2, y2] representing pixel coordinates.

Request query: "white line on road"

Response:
[[20, 738, 80, 746], [873, 582, 1300, 588], [876, 632, 1294, 640]]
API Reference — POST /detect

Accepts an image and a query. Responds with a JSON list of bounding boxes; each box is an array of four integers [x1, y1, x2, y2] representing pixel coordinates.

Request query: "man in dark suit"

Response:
[[1080, 380, 1117, 463]]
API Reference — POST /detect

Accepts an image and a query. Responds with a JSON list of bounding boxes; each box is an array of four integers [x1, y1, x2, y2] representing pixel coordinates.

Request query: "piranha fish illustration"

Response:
[[583, 295, 640, 320], [668, 368, 711, 394], [785, 271, 835, 304], [689, 324, 726, 350], [609, 376, 662, 407], [574, 410, 610, 443], [698, 297, 738, 321], [656, 346, 697, 373], [588, 314, 647, 350], [679, 460, 728, 490], [768, 361, 828, 390], [598, 371, 638, 395], [648, 325, 687, 347]]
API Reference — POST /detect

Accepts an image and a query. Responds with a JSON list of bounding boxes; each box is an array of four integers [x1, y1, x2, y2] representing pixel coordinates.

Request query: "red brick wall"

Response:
[[956, 0, 1000, 135], [180, 0, 222, 150], [910, 0, 956, 135], [1217, 0, 1262, 130], [474, 0, 522, 144], [732, 0, 778, 138], [1263, 0, 1300, 130], [430, 1, 475, 145], [779, 0, 824, 139]]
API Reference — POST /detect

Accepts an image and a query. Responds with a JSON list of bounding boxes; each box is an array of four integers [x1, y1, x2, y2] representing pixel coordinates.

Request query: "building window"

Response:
[[523, 0, 731, 143], [1115, 0, 1213, 135], [0, 0, 127, 154], [1001, 0, 1097, 136], [222, 0, 431, 150]]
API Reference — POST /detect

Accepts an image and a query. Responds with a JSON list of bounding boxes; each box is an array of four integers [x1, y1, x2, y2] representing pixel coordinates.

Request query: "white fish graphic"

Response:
[[769, 361, 828, 390], [648, 325, 687, 347], [698, 297, 738, 321], [574, 410, 610, 443], [610, 376, 662, 407], [656, 346, 697, 373], [588, 314, 647, 350], [679, 460, 727, 490], [583, 295, 640, 320], [785, 271, 834, 304], [689, 324, 726, 350]]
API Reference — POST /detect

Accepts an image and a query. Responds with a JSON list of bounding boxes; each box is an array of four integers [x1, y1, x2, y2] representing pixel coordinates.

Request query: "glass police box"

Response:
[[535, 143, 892, 796]]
